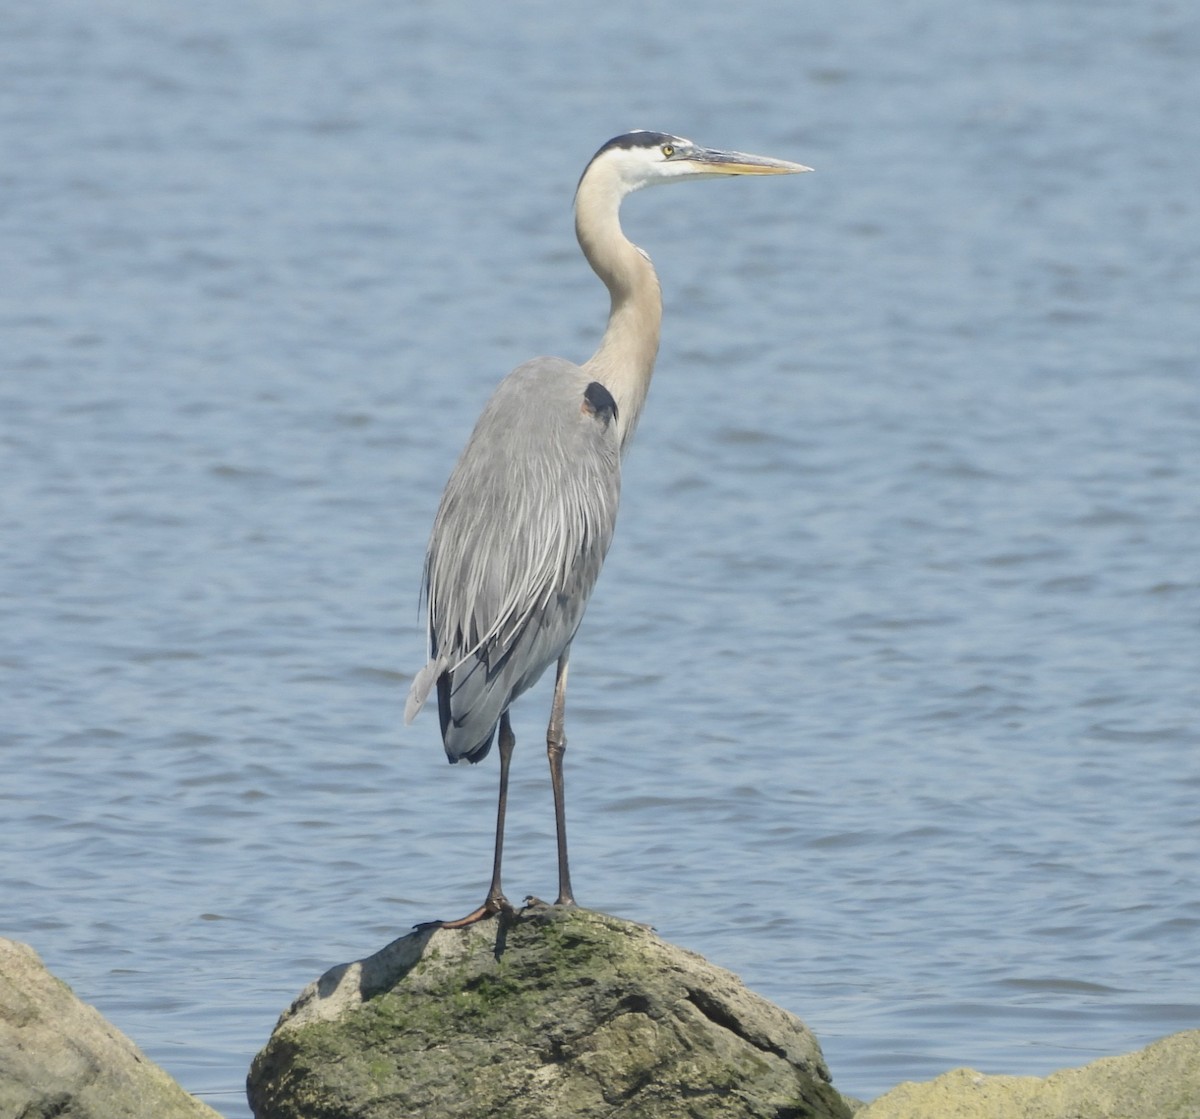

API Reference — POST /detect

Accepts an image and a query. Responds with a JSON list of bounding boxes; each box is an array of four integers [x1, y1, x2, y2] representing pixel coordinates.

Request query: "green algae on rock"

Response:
[[247, 903, 853, 1119]]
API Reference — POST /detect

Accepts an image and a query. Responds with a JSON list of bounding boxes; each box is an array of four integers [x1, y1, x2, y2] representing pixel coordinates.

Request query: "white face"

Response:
[[579, 132, 810, 200], [589, 134, 704, 195]]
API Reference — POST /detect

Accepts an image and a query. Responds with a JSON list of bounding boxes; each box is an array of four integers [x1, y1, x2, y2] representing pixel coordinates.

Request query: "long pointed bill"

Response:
[[687, 147, 812, 176]]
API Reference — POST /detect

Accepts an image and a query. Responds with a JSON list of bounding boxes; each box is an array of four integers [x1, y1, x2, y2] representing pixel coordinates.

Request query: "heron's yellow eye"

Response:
[[661, 144, 674, 158]]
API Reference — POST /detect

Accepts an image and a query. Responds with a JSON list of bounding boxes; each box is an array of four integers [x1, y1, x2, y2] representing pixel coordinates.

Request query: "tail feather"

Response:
[[408, 653, 500, 763], [436, 652, 507, 763], [404, 656, 447, 725]]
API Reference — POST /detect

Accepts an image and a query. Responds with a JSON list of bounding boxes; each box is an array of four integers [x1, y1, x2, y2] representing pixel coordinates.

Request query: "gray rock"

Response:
[[247, 903, 854, 1119], [0, 937, 222, 1119], [855, 1029, 1200, 1119]]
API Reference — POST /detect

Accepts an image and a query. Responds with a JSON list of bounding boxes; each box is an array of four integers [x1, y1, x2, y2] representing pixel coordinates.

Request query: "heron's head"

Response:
[[578, 131, 811, 199]]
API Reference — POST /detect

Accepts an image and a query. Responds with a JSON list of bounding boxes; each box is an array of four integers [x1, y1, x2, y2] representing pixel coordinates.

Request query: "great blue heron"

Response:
[[406, 130, 809, 927]]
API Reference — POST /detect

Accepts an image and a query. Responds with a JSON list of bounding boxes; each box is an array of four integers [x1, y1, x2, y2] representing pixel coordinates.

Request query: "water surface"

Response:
[[2, 2, 1197, 1113]]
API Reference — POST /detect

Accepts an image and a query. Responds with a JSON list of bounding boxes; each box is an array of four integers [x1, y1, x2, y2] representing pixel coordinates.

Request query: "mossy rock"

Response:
[[247, 903, 853, 1119]]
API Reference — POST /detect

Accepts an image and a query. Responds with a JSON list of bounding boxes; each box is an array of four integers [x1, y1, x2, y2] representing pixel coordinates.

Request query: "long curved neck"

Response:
[[575, 168, 662, 452]]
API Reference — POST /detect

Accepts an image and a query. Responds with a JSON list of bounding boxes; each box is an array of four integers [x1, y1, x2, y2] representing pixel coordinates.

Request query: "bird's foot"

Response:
[[416, 893, 513, 931], [522, 894, 576, 910]]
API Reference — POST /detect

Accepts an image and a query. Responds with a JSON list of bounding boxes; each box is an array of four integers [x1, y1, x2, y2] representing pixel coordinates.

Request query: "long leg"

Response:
[[438, 712, 516, 928], [546, 650, 576, 907]]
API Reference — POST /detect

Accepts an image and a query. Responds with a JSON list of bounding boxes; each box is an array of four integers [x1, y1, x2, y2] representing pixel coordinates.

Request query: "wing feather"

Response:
[[406, 359, 620, 761]]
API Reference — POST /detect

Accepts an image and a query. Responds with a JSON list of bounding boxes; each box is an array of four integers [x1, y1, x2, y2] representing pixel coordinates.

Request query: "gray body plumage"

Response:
[[406, 358, 620, 763], [404, 132, 807, 925]]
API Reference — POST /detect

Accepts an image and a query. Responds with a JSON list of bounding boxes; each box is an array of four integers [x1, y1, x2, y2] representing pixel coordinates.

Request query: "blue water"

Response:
[[2, 2, 1197, 1114]]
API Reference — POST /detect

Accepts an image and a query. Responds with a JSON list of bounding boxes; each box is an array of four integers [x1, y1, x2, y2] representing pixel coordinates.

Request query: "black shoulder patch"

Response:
[[582, 381, 618, 425]]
